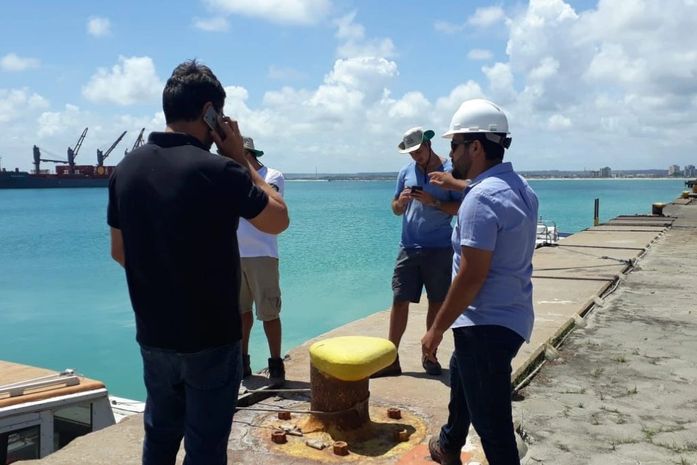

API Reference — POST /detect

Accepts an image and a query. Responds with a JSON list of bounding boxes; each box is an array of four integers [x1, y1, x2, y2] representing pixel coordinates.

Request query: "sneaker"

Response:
[[268, 357, 285, 386], [422, 355, 442, 376], [428, 435, 462, 465], [243, 354, 252, 378], [370, 355, 402, 378]]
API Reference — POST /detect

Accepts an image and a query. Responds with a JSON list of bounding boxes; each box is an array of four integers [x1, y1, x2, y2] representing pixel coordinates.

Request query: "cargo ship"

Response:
[[0, 128, 144, 189]]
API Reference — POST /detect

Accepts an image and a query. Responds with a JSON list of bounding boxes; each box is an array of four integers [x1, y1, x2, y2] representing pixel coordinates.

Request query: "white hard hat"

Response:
[[443, 98, 511, 148]]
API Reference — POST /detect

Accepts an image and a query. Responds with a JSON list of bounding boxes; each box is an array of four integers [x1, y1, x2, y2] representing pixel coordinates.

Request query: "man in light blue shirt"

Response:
[[373, 127, 463, 377], [422, 99, 538, 465]]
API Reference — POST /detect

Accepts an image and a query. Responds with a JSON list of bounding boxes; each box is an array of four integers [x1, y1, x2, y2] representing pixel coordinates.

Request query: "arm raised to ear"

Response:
[[248, 184, 289, 235]]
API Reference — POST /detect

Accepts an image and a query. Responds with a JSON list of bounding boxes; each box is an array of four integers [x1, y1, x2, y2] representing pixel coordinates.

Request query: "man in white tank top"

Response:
[[237, 137, 286, 385]]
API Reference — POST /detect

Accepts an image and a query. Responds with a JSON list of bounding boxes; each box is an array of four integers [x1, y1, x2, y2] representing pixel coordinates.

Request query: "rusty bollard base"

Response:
[[255, 400, 428, 463]]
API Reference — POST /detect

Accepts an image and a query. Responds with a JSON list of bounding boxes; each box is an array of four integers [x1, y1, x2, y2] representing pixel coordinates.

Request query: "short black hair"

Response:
[[469, 133, 506, 161], [162, 59, 226, 124]]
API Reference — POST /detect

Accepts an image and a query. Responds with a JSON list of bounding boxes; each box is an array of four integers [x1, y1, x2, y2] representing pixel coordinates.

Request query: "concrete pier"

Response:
[[24, 197, 696, 464], [511, 200, 697, 464]]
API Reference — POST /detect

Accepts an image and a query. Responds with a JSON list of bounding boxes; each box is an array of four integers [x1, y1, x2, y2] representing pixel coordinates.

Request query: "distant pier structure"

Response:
[[686, 178, 697, 192]]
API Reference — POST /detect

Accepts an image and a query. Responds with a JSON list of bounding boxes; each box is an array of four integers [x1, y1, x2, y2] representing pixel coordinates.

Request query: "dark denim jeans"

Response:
[[140, 341, 242, 465], [439, 325, 524, 465]]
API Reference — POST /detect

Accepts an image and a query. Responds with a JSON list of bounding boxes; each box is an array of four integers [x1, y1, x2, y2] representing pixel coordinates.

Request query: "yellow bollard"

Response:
[[309, 336, 396, 430], [652, 203, 666, 216]]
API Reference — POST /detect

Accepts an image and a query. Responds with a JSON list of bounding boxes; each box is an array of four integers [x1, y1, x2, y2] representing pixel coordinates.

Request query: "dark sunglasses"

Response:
[[450, 139, 474, 152]]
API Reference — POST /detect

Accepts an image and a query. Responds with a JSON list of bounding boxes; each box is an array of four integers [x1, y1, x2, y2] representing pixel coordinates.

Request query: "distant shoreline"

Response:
[[286, 175, 693, 182]]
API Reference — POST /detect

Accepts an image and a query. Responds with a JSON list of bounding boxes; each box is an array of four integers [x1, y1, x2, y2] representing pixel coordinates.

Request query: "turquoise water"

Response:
[[0, 179, 686, 399]]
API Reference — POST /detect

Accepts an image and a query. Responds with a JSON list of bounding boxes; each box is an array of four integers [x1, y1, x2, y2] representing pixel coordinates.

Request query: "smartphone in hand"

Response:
[[203, 106, 226, 140], [410, 185, 423, 193]]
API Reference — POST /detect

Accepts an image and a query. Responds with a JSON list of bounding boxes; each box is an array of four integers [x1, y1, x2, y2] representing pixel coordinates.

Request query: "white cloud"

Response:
[[334, 12, 395, 58], [267, 65, 305, 81], [335, 11, 363, 41], [468, 6, 506, 27], [37, 104, 84, 137], [219, 45, 487, 170], [325, 57, 398, 96], [1, 53, 40, 72], [528, 56, 559, 81], [222, 85, 253, 118], [82, 56, 163, 106], [494, 0, 697, 168], [12, 0, 694, 173], [433, 20, 464, 34], [87, 17, 111, 37], [308, 84, 364, 121], [468, 49, 493, 61], [193, 16, 229, 31], [547, 113, 572, 130], [0, 88, 49, 123], [483, 62, 516, 103], [203, 0, 330, 25], [434, 82, 485, 127], [435, 7, 506, 35], [386, 92, 431, 120]]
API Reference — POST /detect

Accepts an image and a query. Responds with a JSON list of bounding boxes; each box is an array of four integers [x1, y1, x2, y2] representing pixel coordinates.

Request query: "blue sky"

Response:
[[1, 0, 696, 173]]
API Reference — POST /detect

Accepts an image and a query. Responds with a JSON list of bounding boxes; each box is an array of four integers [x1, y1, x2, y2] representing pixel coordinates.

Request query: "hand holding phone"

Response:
[[209, 114, 246, 166], [203, 105, 226, 140], [410, 185, 423, 193]]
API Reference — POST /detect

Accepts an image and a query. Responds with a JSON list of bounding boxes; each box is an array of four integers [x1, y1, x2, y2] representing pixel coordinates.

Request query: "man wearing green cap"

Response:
[[237, 136, 287, 386], [373, 127, 463, 377]]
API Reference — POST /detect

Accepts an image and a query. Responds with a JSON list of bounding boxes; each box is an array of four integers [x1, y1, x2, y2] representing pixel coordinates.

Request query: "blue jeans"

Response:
[[439, 325, 524, 465], [140, 341, 242, 465]]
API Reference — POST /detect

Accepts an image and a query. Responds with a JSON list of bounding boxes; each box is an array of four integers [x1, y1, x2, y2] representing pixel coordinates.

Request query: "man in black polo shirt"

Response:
[[107, 60, 289, 465]]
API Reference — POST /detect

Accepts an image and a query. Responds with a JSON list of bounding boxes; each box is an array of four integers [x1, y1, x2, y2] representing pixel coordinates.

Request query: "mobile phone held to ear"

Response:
[[203, 106, 226, 140]]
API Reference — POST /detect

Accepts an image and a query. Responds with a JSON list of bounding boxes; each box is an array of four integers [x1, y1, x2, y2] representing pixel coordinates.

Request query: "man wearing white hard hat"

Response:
[[422, 99, 538, 465], [237, 136, 287, 386], [373, 127, 463, 378]]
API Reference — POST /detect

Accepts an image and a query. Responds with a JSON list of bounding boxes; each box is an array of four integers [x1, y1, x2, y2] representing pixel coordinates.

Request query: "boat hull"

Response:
[[0, 172, 109, 189]]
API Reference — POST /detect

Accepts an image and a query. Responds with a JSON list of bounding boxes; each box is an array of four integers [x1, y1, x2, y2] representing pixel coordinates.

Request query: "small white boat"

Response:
[[536, 219, 560, 248], [0, 360, 143, 463]]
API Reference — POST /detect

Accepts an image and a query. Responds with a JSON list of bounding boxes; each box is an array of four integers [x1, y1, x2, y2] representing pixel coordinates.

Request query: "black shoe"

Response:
[[268, 357, 285, 386], [428, 436, 462, 465], [370, 355, 402, 378], [422, 355, 442, 376], [243, 354, 252, 378]]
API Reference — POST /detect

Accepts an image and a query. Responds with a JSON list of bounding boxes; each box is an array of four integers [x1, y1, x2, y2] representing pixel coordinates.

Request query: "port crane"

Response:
[[31, 128, 88, 175], [66, 128, 88, 174], [96, 131, 127, 167], [32, 146, 65, 174], [125, 128, 146, 156]]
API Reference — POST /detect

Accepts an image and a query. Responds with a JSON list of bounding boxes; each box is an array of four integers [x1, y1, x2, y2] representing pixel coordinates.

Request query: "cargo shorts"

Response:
[[391, 247, 453, 303], [239, 257, 282, 321]]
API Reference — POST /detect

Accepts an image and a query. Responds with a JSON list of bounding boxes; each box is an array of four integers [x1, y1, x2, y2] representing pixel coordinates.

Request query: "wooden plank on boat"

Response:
[[0, 360, 105, 408]]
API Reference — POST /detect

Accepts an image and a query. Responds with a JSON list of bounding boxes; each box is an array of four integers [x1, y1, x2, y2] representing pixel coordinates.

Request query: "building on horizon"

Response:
[[599, 166, 612, 178], [684, 165, 696, 178], [668, 164, 682, 177]]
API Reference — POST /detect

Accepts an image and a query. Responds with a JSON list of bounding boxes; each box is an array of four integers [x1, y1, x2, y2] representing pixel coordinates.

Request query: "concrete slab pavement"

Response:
[[24, 204, 687, 465], [513, 201, 697, 465]]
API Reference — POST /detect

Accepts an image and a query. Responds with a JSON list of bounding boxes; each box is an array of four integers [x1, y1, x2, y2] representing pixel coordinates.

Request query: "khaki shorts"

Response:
[[239, 257, 282, 321]]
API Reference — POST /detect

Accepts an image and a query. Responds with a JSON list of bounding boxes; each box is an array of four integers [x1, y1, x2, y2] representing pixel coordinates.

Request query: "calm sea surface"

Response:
[[0, 178, 686, 399]]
